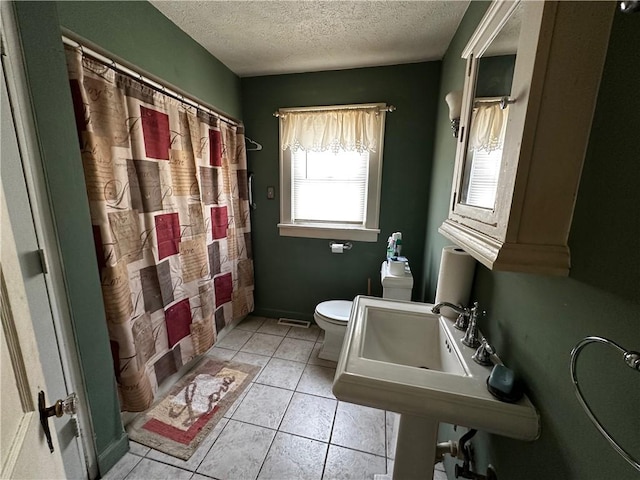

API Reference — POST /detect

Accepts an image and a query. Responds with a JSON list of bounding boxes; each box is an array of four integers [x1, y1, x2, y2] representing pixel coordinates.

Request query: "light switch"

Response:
[[267, 186, 275, 199]]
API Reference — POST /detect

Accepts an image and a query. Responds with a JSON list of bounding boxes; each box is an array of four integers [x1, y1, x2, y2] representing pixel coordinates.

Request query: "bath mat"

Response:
[[126, 358, 259, 460]]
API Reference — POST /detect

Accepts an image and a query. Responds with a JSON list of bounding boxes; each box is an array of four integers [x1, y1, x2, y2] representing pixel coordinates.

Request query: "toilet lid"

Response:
[[315, 300, 352, 324]]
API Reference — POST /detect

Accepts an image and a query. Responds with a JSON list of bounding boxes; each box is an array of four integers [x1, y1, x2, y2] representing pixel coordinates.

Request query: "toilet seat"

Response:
[[314, 300, 352, 326]]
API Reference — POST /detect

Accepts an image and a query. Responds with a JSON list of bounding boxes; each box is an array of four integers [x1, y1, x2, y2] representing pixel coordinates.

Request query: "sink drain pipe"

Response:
[[435, 429, 498, 479], [454, 429, 478, 478], [435, 439, 460, 462], [438, 429, 497, 480], [435, 428, 476, 464]]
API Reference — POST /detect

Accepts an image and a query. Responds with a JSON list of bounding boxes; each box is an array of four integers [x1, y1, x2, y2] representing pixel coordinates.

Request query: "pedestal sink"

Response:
[[332, 296, 540, 480]]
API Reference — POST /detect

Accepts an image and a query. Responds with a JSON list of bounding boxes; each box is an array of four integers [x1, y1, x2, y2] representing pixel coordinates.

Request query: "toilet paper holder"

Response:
[[329, 241, 353, 252]]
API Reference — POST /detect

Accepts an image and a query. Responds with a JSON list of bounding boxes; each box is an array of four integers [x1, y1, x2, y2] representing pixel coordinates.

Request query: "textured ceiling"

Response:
[[150, 1, 470, 77]]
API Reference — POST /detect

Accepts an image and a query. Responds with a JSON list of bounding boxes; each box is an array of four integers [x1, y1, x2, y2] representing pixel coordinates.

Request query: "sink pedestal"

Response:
[[374, 414, 438, 480], [395, 414, 439, 479]]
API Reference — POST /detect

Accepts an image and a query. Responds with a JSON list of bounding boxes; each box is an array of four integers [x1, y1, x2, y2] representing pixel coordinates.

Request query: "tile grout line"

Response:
[[254, 434, 275, 480], [320, 400, 339, 480], [384, 410, 390, 473], [124, 455, 195, 479], [190, 417, 232, 475], [316, 340, 336, 480], [253, 345, 292, 480], [253, 327, 330, 479], [120, 453, 144, 480]]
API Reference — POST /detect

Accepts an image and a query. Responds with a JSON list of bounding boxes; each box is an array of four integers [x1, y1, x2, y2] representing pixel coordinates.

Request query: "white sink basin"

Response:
[[361, 305, 467, 376], [333, 296, 540, 440]]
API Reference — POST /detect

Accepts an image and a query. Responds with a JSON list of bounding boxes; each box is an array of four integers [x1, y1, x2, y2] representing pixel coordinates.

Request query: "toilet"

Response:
[[314, 260, 414, 361]]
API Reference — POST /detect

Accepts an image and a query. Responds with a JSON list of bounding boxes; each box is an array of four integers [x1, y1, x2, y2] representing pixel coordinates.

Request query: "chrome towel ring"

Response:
[[570, 336, 640, 471]]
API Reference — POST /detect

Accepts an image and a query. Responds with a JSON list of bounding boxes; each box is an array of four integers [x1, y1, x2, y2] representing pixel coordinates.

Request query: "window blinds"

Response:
[[292, 149, 369, 223]]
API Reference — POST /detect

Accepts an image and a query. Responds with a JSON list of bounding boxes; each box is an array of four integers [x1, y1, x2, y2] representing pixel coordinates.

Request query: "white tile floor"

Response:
[[105, 315, 448, 480]]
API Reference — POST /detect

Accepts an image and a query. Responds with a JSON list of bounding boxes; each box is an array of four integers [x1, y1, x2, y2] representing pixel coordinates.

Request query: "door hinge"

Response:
[[70, 416, 81, 438], [37, 249, 49, 274]]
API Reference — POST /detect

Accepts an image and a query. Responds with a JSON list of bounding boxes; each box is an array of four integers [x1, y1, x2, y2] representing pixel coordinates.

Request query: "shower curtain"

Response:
[[65, 47, 254, 411]]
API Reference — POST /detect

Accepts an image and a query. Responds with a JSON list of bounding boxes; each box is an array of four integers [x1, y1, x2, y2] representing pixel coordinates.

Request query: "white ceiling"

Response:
[[150, 1, 470, 77]]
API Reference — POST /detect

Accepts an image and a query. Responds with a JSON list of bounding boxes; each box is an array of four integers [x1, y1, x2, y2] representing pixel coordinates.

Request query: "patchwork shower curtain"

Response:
[[65, 47, 254, 411]]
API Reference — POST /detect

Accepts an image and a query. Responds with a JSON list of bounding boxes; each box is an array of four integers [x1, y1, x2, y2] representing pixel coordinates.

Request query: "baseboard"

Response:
[[97, 432, 129, 477], [253, 308, 315, 323]]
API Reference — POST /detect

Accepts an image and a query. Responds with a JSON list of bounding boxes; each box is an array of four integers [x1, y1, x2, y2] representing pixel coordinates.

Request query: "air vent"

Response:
[[278, 318, 311, 328]]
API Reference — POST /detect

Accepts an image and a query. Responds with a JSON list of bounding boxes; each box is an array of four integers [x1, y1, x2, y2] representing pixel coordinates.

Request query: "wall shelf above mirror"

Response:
[[439, 0, 616, 275]]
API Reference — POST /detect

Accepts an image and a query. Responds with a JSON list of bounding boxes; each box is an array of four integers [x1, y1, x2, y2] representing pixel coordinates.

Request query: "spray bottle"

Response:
[[393, 232, 402, 257], [386, 236, 395, 260]]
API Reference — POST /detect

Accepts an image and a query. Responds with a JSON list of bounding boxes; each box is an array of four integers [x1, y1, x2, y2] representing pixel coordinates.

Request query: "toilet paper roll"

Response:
[[331, 243, 344, 254], [434, 246, 476, 318]]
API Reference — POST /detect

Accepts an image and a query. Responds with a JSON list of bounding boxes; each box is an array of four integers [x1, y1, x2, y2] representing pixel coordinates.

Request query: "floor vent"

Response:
[[278, 318, 311, 328]]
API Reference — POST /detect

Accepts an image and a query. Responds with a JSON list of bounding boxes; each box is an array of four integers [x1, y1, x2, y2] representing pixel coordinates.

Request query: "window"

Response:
[[277, 104, 388, 242], [460, 147, 502, 209], [460, 103, 509, 209]]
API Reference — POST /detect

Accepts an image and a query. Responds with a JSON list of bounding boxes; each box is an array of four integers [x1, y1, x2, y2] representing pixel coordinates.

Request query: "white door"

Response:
[[0, 19, 88, 480], [0, 184, 67, 479]]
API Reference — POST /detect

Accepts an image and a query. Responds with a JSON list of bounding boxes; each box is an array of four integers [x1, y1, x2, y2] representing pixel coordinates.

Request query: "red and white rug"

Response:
[[127, 358, 259, 460]]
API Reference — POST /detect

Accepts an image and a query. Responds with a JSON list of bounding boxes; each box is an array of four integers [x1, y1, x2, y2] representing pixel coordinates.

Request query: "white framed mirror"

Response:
[[460, 4, 520, 210], [453, 0, 522, 222]]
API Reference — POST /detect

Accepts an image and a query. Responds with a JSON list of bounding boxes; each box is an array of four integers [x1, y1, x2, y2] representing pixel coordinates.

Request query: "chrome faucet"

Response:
[[431, 302, 467, 315], [431, 302, 471, 330], [434, 301, 489, 359], [461, 302, 482, 349], [472, 338, 495, 366]]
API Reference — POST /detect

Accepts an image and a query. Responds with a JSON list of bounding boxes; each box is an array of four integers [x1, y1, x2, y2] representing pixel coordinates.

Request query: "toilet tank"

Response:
[[381, 261, 413, 301]]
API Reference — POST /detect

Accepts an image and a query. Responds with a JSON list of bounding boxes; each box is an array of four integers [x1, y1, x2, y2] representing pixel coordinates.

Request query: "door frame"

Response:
[[1, 4, 98, 478]]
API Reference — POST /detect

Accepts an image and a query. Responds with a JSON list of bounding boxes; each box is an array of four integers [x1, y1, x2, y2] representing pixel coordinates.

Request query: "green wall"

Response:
[[241, 63, 441, 320], [423, 3, 640, 479], [13, 1, 241, 474], [56, 1, 242, 119]]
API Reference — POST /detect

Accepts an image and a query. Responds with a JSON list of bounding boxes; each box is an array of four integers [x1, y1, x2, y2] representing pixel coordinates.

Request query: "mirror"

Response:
[[459, 3, 522, 210]]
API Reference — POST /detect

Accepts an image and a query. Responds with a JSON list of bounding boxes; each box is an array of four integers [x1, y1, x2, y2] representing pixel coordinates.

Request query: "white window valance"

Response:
[[280, 106, 383, 153], [469, 103, 509, 153]]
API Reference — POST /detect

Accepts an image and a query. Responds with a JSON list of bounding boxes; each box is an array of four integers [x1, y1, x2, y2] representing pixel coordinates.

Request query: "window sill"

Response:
[[277, 223, 380, 242]]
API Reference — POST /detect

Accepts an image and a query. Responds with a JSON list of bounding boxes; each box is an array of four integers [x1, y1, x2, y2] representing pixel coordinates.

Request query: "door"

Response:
[[0, 184, 67, 479], [0, 25, 87, 480]]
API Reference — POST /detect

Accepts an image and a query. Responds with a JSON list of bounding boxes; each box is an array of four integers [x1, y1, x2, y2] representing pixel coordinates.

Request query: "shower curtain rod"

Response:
[[61, 33, 241, 127]]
